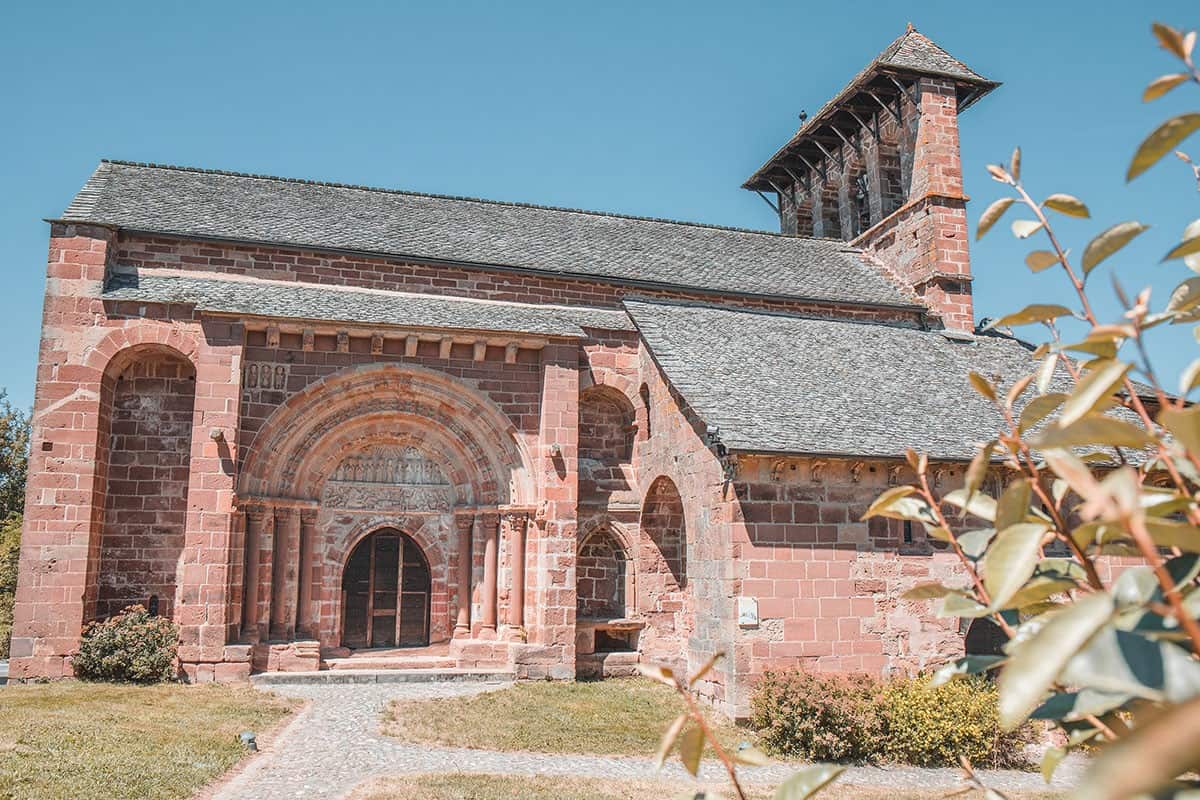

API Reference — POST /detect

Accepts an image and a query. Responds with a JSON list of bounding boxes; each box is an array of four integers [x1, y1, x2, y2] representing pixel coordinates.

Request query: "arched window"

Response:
[[641, 476, 686, 590], [96, 347, 196, 621], [576, 525, 633, 619], [578, 386, 636, 503]]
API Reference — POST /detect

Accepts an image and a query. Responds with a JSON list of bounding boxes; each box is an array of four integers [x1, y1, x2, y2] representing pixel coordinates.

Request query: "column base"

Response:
[[500, 625, 527, 642]]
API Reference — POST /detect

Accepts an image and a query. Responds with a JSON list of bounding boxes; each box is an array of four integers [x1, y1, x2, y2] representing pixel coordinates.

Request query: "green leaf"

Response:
[[1036, 354, 1059, 393], [930, 654, 1006, 687], [773, 765, 845, 800], [689, 652, 723, 684], [861, 486, 936, 525], [1043, 193, 1090, 218], [958, 528, 997, 560], [1012, 219, 1044, 239], [655, 713, 688, 769], [941, 592, 992, 618], [1127, 113, 1200, 181], [986, 303, 1073, 329], [1041, 746, 1067, 783], [1114, 567, 1160, 607], [1060, 627, 1200, 702], [963, 441, 997, 502], [997, 592, 1114, 730], [1161, 404, 1200, 454], [1167, 278, 1200, 320], [1164, 234, 1200, 263], [637, 663, 678, 687], [734, 745, 772, 766], [1180, 359, 1200, 395], [1143, 73, 1190, 101], [1058, 360, 1132, 426], [943, 488, 997, 522], [1034, 415, 1156, 450], [1152, 22, 1191, 61], [1018, 392, 1067, 434], [1144, 518, 1200, 553], [1073, 695, 1200, 800], [996, 478, 1032, 531], [903, 582, 966, 601], [1032, 689, 1133, 722], [983, 522, 1050, 610], [977, 197, 1015, 240], [678, 725, 704, 776], [969, 371, 998, 402], [1081, 221, 1150, 274], [1025, 250, 1060, 272], [1183, 218, 1200, 273], [1006, 575, 1077, 610]]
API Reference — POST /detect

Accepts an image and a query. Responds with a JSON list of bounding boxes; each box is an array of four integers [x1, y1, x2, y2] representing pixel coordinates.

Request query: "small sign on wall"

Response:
[[737, 596, 759, 628]]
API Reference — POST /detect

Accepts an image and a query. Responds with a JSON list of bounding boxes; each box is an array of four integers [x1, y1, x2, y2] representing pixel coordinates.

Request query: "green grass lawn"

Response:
[[0, 680, 296, 800], [348, 774, 1065, 800], [382, 678, 746, 756]]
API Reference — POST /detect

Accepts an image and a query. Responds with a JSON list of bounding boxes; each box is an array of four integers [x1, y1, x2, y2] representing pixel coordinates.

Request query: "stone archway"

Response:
[[236, 363, 537, 651], [340, 528, 432, 649]]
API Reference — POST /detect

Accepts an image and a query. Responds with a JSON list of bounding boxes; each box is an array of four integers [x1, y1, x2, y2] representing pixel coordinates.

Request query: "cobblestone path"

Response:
[[212, 682, 1083, 799]]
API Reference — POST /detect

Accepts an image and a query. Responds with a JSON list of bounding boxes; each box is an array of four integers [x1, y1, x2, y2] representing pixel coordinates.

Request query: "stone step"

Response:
[[251, 668, 513, 686], [325, 656, 458, 671]]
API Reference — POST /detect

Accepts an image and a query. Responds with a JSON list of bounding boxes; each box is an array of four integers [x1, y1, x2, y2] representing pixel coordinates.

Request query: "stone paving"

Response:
[[213, 681, 1084, 800]]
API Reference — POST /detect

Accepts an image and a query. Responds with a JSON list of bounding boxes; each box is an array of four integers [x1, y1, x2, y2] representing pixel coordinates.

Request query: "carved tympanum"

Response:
[[323, 445, 455, 512]]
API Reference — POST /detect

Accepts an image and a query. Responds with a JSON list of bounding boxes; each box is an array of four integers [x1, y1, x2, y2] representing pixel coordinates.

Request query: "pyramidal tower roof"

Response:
[[743, 25, 997, 191], [877, 24, 990, 83]]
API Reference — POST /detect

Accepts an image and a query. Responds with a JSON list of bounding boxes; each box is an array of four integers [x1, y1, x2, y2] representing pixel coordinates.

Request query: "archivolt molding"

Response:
[[239, 363, 535, 506]]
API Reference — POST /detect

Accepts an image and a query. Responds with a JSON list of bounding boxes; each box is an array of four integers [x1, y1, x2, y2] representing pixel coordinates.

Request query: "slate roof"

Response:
[[625, 298, 1036, 461], [876, 26, 991, 83], [743, 27, 997, 190], [61, 161, 916, 310], [102, 269, 632, 337]]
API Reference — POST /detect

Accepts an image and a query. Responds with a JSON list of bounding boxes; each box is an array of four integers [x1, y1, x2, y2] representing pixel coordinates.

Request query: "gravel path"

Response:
[[213, 682, 1084, 800]]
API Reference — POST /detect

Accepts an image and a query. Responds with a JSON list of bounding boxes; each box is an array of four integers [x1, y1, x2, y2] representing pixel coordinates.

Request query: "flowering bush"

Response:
[[73, 605, 179, 684]]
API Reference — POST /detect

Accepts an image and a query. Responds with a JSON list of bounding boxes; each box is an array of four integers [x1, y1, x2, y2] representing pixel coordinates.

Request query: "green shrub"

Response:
[[0, 512, 21, 659], [882, 675, 1035, 769], [73, 605, 179, 683], [750, 669, 1037, 769], [750, 670, 885, 762]]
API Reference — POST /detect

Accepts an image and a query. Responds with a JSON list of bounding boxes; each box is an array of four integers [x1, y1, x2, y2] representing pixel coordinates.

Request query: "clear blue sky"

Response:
[[2, 0, 1198, 410]]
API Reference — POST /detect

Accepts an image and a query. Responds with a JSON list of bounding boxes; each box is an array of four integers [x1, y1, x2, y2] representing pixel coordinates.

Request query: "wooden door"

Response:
[[341, 529, 431, 649]]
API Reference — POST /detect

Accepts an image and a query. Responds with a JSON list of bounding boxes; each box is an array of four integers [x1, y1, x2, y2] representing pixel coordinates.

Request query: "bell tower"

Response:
[[743, 25, 998, 331]]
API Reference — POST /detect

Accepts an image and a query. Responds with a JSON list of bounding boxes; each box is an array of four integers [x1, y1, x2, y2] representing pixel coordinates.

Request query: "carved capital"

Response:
[[244, 503, 270, 525], [273, 505, 299, 521], [454, 512, 475, 533], [501, 511, 529, 533]]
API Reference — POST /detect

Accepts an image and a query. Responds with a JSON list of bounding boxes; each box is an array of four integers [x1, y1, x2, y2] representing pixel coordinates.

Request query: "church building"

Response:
[[11, 28, 1018, 714]]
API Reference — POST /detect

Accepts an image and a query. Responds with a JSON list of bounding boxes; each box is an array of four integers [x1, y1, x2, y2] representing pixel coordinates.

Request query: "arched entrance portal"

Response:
[[341, 529, 431, 649]]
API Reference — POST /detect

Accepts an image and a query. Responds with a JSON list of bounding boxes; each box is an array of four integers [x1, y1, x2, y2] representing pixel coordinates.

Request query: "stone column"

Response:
[[297, 510, 318, 639], [270, 507, 300, 639], [241, 505, 269, 641], [504, 511, 528, 637], [454, 512, 474, 637], [480, 512, 499, 633], [256, 506, 276, 641]]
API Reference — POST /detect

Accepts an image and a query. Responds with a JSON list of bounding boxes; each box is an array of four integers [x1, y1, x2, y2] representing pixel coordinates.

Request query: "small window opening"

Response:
[[594, 627, 639, 653]]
